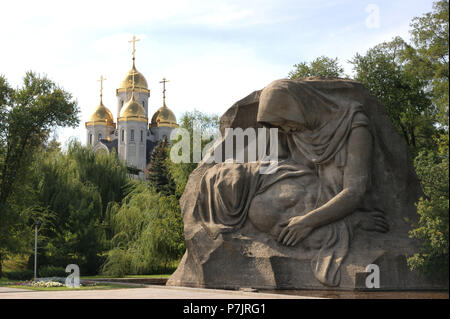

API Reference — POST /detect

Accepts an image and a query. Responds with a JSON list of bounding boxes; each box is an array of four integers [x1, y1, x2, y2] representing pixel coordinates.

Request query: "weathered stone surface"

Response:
[[167, 77, 447, 290]]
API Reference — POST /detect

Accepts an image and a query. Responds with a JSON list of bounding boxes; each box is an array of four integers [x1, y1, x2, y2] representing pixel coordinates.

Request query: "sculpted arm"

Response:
[[278, 125, 373, 246]]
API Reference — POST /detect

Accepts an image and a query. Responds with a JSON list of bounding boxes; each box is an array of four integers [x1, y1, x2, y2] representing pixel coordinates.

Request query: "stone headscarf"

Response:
[[258, 79, 366, 168]]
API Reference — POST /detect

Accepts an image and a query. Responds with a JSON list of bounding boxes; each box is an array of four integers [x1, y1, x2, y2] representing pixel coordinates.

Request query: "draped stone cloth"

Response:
[[183, 78, 421, 287]]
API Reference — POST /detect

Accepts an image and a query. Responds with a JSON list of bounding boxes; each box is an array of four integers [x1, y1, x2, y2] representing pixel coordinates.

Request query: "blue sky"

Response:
[[0, 0, 434, 146]]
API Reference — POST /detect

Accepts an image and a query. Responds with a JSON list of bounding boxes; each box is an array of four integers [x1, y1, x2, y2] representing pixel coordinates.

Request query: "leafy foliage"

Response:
[[102, 111, 220, 276], [404, 1, 449, 278], [102, 183, 184, 276], [0, 72, 79, 204], [350, 37, 438, 154], [0, 72, 79, 277], [23, 141, 129, 274], [38, 265, 67, 278], [410, 0, 449, 127], [147, 138, 176, 196], [408, 134, 449, 279], [288, 56, 345, 79], [4, 269, 34, 281]]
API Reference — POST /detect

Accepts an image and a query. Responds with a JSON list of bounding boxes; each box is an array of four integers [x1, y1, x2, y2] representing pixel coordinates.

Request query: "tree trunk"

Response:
[[410, 126, 416, 148], [400, 124, 410, 146]]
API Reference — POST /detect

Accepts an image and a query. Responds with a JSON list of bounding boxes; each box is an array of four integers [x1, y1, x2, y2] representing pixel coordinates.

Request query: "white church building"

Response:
[[85, 36, 178, 179]]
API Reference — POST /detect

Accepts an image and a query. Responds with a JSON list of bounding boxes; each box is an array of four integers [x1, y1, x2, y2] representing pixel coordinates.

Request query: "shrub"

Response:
[[102, 183, 185, 276], [408, 142, 449, 280], [38, 265, 67, 278], [5, 269, 34, 280]]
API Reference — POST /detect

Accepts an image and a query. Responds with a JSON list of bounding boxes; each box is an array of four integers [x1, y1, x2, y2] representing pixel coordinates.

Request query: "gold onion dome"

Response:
[[86, 101, 115, 127], [118, 94, 147, 122], [118, 64, 148, 92], [151, 103, 178, 127]]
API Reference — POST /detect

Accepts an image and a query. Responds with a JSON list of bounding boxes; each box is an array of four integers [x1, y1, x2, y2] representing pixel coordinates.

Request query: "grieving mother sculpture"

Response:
[[167, 78, 442, 290]]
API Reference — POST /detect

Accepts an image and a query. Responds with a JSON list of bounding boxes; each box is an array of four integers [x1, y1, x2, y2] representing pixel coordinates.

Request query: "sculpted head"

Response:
[[257, 79, 340, 133], [257, 79, 307, 133]]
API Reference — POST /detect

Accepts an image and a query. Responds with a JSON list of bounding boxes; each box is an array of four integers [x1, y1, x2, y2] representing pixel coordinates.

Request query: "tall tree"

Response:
[[102, 182, 184, 276], [23, 141, 129, 274], [0, 72, 79, 205], [409, 0, 449, 127], [406, 0, 449, 279], [147, 137, 176, 196], [288, 56, 345, 79], [0, 72, 79, 277], [408, 144, 449, 279], [350, 37, 437, 154]]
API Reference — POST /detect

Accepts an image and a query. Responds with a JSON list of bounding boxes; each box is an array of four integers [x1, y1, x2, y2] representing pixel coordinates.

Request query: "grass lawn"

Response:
[[0, 278, 14, 285], [5, 283, 140, 291], [0, 273, 170, 292], [0, 277, 142, 291]]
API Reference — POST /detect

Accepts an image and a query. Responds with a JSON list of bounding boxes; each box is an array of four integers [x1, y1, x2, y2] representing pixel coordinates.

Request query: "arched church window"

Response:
[[130, 129, 135, 141], [98, 133, 102, 141], [140, 130, 143, 142], [89, 134, 92, 145], [121, 129, 124, 142]]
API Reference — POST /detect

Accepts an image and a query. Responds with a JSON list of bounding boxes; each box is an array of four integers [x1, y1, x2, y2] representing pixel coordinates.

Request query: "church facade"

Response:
[[85, 36, 178, 179]]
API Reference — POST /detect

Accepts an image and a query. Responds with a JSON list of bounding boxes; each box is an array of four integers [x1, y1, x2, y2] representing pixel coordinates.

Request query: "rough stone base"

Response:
[[167, 222, 447, 291]]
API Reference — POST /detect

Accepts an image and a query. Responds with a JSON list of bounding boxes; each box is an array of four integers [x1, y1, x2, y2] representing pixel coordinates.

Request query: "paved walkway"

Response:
[[0, 287, 32, 293], [0, 285, 321, 299]]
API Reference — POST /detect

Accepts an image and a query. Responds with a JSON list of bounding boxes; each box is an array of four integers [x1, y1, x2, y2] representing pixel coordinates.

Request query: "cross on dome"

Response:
[[129, 35, 140, 63], [160, 77, 169, 106], [98, 75, 106, 102]]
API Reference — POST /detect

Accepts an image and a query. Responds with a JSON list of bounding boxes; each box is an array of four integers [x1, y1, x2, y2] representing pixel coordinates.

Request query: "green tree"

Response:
[[406, 0, 449, 278], [102, 182, 184, 276], [147, 137, 176, 196], [27, 141, 129, 274], [0, 72, 79, 205], [288, 56, 345, 79], [409, 0, 449, 127], [408, 140, 449, 279], [167, 110, 220, 198], [350, 37, 438, 154], [0, 72, 79, 277]]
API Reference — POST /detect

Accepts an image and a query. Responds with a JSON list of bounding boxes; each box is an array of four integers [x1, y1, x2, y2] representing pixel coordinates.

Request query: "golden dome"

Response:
[[151, 103, 178, 127], [86, 101, 115, 127], [118, 94, 148, 123], [118, 64, 148, 92]]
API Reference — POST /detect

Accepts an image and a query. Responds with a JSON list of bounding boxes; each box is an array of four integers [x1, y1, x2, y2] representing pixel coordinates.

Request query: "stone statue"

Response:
[[167, 78, 444, 290]]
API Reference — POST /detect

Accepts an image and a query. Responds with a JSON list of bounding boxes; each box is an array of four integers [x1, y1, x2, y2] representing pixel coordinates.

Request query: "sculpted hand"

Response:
[[355, 210, 389, 233], [277, 216, 314, 246]]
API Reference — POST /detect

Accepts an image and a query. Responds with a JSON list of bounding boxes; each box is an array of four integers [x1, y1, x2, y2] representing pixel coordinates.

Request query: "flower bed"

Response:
[[5, 279, 97, 288], [32, 281, 64, 288]]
